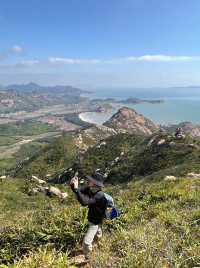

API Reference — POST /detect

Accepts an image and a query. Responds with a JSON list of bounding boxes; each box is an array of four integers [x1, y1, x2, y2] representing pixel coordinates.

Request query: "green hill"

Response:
[[1, 108, 200, 267], [72, 132, 200, 183]]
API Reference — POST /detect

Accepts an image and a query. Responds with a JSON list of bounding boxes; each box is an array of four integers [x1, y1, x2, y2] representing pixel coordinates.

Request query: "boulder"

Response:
[[29, 185, 68, 200], [164, 175, 177, 181], [187, 173, 200, 179], [37, 186, 49, 193], [60, 192, 68, 200], [32, 175, 46, 184], [48, 186, 62, 197], [114, 157, 120, 163], [47, 186, 68, 200]]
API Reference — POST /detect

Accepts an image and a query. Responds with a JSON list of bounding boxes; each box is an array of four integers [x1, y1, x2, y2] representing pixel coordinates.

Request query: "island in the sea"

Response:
[[117, 97, 164, 104], [90, 97, 164, 105]]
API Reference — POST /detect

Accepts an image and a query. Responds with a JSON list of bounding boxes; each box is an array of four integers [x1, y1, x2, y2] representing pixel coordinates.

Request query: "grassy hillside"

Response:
[[15, 134, 78, 178], [0, 176, 199, 267], [1, 130, 200, 267], [15, 130, 200, 183], [69, 132, 200, 186]]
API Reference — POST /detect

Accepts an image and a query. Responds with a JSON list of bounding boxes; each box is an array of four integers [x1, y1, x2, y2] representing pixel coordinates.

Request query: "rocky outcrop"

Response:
[[29, 183, 68, 200], [32, 175, 46, 184], [104, 107, 159, 135], [74, 125, 117, 152]]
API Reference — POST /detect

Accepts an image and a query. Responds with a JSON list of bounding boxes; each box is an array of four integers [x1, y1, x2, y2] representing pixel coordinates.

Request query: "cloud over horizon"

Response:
[[0, 45, 23, 61], [46, 55, 200, 65], [1, 53, 200, 70]]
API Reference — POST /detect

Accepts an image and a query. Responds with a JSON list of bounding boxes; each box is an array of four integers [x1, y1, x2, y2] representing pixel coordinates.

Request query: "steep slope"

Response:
[[0, 175, 199, 267], [104, 106, 159, 135], [1, 108, 200, 267], [74, 131, 200, 183]]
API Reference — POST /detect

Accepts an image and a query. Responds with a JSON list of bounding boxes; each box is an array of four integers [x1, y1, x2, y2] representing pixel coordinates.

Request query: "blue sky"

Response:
[[1, 0, 200, 88]]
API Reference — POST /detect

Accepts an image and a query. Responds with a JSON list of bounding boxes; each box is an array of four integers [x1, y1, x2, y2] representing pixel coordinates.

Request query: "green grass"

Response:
[[0, 158, 16, 173], [1, 131, 200, 267], [0, 121, 56, 136], [0, 136, 21, 146], [0, 176, 199, 267], [15, 134, 77, 178]]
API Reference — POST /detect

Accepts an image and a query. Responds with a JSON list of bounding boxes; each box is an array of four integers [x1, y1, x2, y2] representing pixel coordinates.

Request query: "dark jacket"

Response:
[[72, 185, 107, 225]]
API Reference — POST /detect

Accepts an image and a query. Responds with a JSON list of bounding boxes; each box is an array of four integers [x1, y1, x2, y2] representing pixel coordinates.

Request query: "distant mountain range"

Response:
[[4, 82, 90, 95], [0, 83, 90, 113]]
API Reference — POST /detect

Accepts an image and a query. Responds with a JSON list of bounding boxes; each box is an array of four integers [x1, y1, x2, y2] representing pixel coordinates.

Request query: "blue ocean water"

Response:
[[82, 87, 200, 125]]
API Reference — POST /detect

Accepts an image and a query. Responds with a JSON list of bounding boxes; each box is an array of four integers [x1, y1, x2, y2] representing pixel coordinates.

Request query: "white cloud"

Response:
[[16, 60, 39, 67], [127, 55, 200, 62], [9, 45, 23, 54], [1, 54, 200, 68], [48, 57, 101, 64], [0, 45, 23, 61], [48, 55, 200, 65]]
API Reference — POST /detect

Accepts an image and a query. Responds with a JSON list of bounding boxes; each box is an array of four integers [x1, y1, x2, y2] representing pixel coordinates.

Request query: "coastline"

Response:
[[79, 98, 200, 126], [78, 112, 90, 123]]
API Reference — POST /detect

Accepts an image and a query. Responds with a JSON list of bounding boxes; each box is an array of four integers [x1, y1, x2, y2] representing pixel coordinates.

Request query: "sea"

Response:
[[80, 87, 200, 126]]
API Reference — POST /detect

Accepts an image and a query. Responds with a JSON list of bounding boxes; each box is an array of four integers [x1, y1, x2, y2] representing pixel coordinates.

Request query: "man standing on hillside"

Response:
[[70, 173, 107, 258]]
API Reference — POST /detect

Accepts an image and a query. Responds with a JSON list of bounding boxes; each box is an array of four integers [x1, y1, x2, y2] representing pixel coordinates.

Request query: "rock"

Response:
[[104, 107, 159, 135], [47, 186, 68, 199], [114, 157, 120, 163], [32, 175, 46, 184], [157, 139, 166, 146], [37, 186, 49, 193], [30, 185, 68, 200], [0, 175, 6, 179], [187, 172, 200, 179], [48, 186, 62, 197], [60, 192, 68, 199], [97, 141, 107, 149], [101, 141, 106, 146], [31, 188, 39, 194], [164, 175, 177, 181], [73, 254, 87, 265]]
